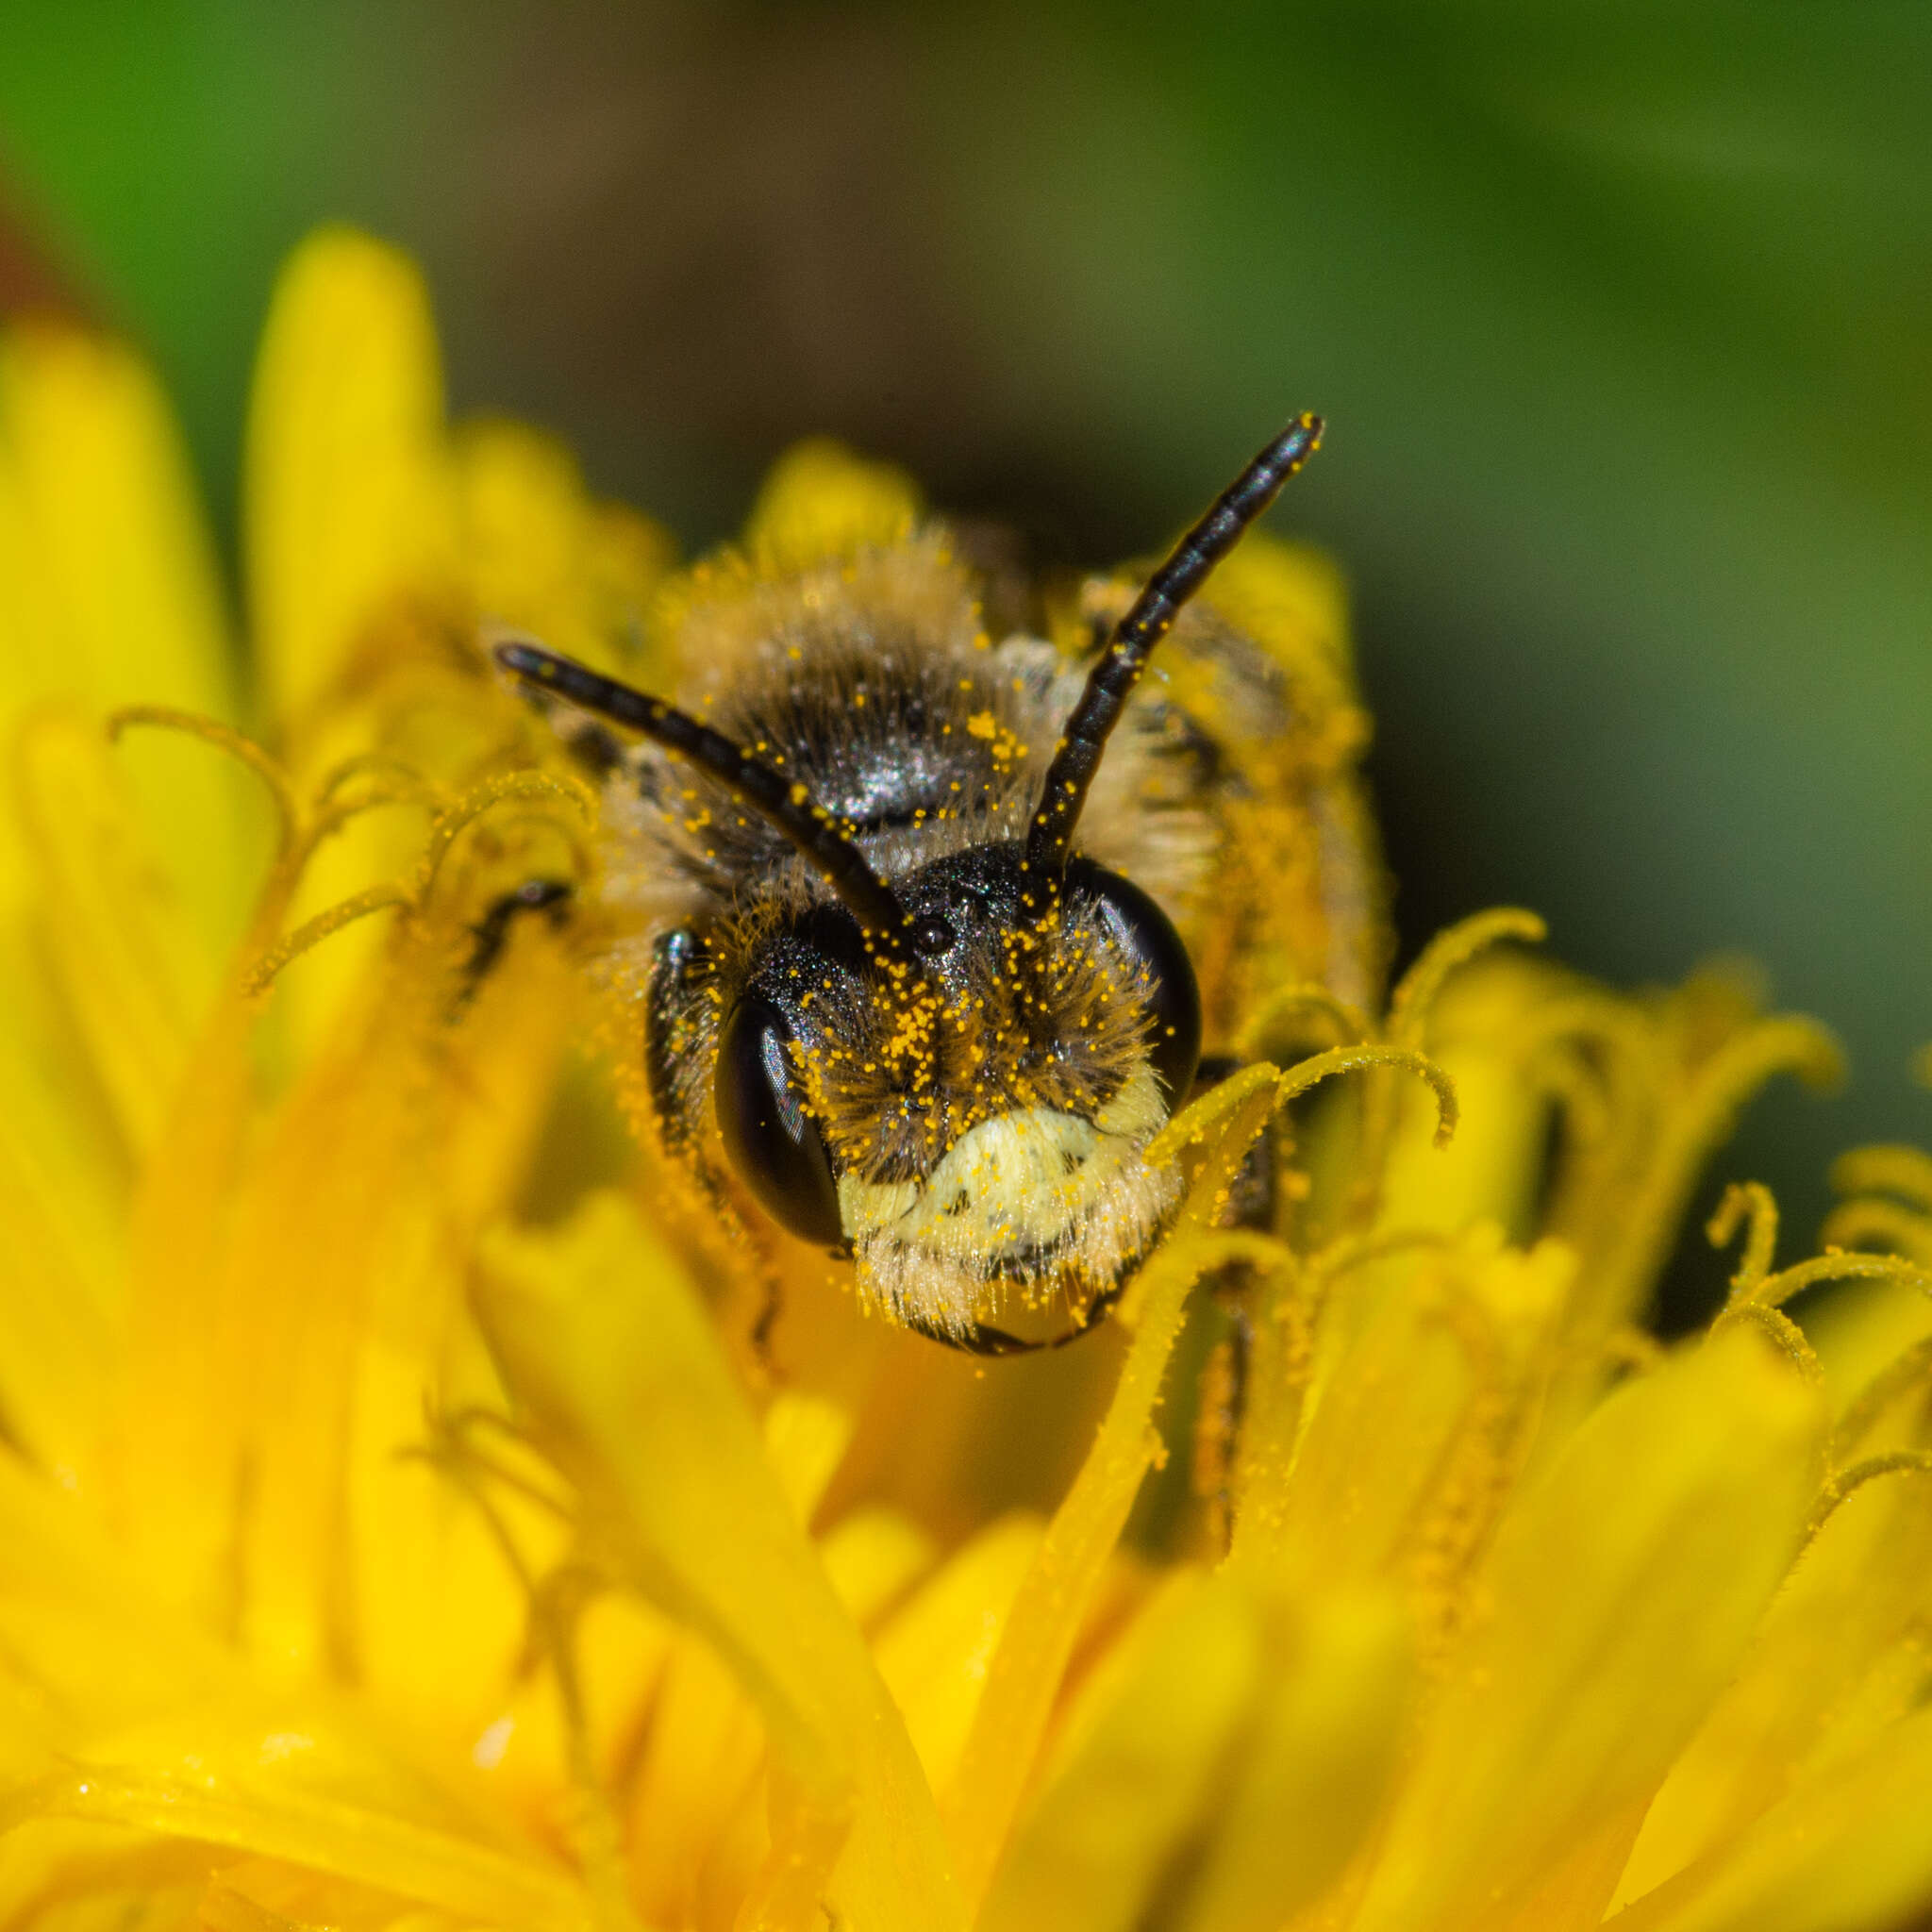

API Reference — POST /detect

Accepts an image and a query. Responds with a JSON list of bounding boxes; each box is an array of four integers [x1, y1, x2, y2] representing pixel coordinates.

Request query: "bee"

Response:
[[495, 417, 1386, 1352]]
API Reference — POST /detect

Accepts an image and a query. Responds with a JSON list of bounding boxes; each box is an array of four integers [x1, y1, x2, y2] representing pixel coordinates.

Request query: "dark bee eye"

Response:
[[715, 994, 845, 1247], [1069, 859, 1203, 1107]]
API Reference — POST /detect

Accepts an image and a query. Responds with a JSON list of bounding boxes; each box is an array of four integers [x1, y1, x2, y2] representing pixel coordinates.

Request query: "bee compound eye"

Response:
[[1073, 862, 1204, 1108], [714, 994, 846, 1248]]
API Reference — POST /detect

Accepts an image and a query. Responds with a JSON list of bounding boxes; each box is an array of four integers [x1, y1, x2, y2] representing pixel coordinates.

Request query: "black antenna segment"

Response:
[[1024, 414, 1324, 898], [494, 641, 914, 942]]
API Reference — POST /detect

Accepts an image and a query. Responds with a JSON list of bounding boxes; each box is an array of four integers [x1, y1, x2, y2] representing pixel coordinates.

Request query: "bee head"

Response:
[[713, 843, 1202, 1336], [495, 414, 1323, 1342]]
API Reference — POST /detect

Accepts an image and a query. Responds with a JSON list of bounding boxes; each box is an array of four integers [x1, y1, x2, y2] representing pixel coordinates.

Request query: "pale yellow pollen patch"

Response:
[[838, 1066, 1173, 1335]]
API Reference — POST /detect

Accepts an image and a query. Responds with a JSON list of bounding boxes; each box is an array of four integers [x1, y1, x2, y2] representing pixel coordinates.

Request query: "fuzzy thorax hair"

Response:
[[593, 535, 1214, 937]]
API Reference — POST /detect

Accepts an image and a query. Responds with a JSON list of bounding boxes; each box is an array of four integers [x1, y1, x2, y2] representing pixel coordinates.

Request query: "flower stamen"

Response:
[[1277, 1042, 1458, 1147], [1804, 1449, 1932, 1541], [1386, 907, 1548, 1051], [1713, 1297, 1824, 1382], [1235, 981, 1374, 1058], [1707, 1179, 1780, 1295], [108, 704, 301, 858], [1740, 1250, 1932, 1312], [242, 884, 412, 997], [1830, 1142, 1932, 1210], [415, 769, 595, 905], [1833, 1332, 1932, 1463], [1823, 1144, 1932, 1263]]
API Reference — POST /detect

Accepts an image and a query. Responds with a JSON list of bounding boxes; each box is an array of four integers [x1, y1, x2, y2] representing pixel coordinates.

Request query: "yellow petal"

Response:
[[741, 440, 921, 573], [202, 1854, 519, 1932], [1547, 975, 1840, 1356], [14, 708, 211, 1158], [1377, 956, 1556, 1242], [456, 418, 674, 673], [763, 1390, 858, 1526], [816, 1506, 937, 1624], [1234, 1233, 1570, 1609], [1802, 1274, 1932, 1429], [245, 227, 457, 732], [1353, 1324, 1824, 1932], [125, 974, 426, 1651], [1201, 528, 1354, 678], [977, 1570, 1261, 1932], [344, 1334, 552, 1751], [0, 1455, 585, 1929], [625, 1625, 768, 1930], [0, 1118, 116, 1484], [8, 1753, 585, 1932], [873, 1512, 1044, 1791], [474, 1191, 966, 1932], [627, 1391, 863, 1924], [1603, 1706, 1932, 1932], [0, 1818, 209, 1930], [252, 934, 574, 1674], [1612, 1462, 1932, 1906], [0, 322, 248, 949], [466, 1587, 675, 1842], [1178, 1588, 1412, 1932], [0, 713, 140, 1485]]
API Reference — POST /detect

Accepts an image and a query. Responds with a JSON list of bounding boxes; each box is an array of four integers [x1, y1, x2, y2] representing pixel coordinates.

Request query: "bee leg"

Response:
[[459, 877, 574, 990], [642, 928, 705, 1144], [1187, 1055, 1279, 1552], [641, 928, 788, 1374]]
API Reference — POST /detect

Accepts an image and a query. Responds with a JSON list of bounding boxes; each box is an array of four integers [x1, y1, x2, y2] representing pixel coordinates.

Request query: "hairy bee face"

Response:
[[500, 417, 1379, 1353], [711, 846, 1201, 1339]]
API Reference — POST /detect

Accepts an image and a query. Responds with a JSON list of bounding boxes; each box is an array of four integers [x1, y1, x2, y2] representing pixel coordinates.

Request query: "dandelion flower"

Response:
[[3, 226, 1932, 1932]]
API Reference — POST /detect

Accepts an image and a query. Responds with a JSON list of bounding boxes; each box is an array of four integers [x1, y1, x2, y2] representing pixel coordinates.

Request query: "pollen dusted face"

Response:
[[715, 846, 1202, 1340], [500, 413, 1328, 1351]]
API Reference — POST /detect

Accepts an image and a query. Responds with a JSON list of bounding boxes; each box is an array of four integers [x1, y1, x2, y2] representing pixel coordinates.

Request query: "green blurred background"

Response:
[[3, 0, 1928, 1323]]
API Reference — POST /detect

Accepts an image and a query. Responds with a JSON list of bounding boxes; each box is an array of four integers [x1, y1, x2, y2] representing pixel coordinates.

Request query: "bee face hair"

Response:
[[714, 844, 1202, 1338], [496, 415, 1364, 1352]]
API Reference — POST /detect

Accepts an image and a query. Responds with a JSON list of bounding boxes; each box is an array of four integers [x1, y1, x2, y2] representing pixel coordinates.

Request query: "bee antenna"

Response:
[[493, 641, 915, 944], [1023, 414, 1324, 905]]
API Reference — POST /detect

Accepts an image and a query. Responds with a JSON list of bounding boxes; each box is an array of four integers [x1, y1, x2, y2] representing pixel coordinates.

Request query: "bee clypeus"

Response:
[[495, 417, 1386, 1352]]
